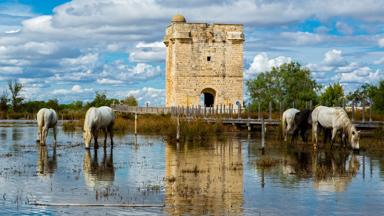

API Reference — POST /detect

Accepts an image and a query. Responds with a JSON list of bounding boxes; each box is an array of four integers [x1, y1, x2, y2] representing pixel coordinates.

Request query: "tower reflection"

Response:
[[165, 138, 244, 215]]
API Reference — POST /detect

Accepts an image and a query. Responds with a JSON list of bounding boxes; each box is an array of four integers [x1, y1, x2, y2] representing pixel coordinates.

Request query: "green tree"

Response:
[[369, 80, 384, 113], [122, 95, 138, 106], [319, 83, 344, 107], [47, 99, 60, 111], [87, 91, 119, 107], [0, 90, 9, 112], [8, 80, 24, 112], [246, 62, 320, 109]]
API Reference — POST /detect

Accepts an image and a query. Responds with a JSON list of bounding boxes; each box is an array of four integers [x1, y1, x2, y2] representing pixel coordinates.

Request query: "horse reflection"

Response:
[[83, 148, 114, 189], [312, 151, 359, 192], [37, 144, 57, 177], [165, 138, 244, 215]]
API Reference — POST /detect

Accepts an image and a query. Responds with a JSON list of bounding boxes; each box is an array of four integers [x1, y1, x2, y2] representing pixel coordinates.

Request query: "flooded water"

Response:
[[0, 120, 384, 215]]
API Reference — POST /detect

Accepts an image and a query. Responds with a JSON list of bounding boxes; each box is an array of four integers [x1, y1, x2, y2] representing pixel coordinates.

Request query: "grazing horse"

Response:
[[36, 108, 58, 145], [282, 108, 299, 141], [83, 106, 115, 149], [312, 106, 360, 150], [291, 109, 312, 144]]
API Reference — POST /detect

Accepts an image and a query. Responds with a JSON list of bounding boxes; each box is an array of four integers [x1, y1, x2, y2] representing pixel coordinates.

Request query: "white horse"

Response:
[[83, 106, 115, 149], [282, 108, 299, 141], [312, 106, 360, 149], [36, 108, 58, 145]]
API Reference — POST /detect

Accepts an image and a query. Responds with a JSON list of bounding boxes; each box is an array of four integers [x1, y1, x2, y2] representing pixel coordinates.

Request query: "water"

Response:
[[0, 120, 383, 215]]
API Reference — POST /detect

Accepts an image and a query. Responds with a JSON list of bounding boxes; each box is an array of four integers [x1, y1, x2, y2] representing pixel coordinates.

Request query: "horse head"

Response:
[[349, 126, 360, 150]]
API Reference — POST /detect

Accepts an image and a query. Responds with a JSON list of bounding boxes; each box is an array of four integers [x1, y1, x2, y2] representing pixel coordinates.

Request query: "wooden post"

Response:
[[279, 101, 282, 120], [220, 104, 223, 115], [268, 101, 272, 120], [292, 101, 295, 108], [238, 104, 241, 119], [258, 102, 261, 120], [369, 102, 372, 122], [230, 104, 233, 119], [342, 98, 346, 110], [223, 104, 226, 118], [362, 101, 365, 122], [134, 112, 137, 136], [352, 101, 355, 121], [261, 117, 265, 150], [247, 103, 251, 132], [176, 115, 180, 141], [309, 100, 313, 110]]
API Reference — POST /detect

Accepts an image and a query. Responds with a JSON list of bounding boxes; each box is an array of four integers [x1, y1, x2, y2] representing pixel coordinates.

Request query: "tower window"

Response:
[[207, 56, 211, 61]]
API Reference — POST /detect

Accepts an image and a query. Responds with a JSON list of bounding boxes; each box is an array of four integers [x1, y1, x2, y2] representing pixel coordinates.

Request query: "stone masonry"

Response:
[[164, 14, 244, 107]]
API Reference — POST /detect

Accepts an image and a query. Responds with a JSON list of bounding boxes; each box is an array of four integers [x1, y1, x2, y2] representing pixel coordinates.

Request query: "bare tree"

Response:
[[8, 80, 23, 112]]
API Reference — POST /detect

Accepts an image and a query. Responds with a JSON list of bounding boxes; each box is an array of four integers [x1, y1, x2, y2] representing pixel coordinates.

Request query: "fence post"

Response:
[[258, 102, 261, 120], [269, 101, 272, 120], [134, 112, 138, 136], [309, 100, 313, 110], [238, 104, 241, 119], [352, 101, 355, 121], [292, 101, 295, 108], [261, 117, 265, 150], [362, 101, 365, 122], [176, 115, 180, 141], [369, 102, 372, 122], [247, 103, 251, 131]]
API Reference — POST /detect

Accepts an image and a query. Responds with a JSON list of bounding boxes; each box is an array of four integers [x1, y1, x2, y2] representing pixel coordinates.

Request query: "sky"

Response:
[[0, 0, 383, 106]]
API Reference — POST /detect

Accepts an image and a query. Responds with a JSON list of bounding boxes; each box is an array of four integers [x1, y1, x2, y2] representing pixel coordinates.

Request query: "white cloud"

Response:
[[374, 57, 384, 64], [246, 52, 292, 78], [96, 78, 123, 85], [124, 87, 165, 106], [324, 49, 343, 66], [336, 22, 353, 35], [281, 31, 324, 45], [53, 85, 92, 95], [378, 38, 384, 47], [129, 41, 165, 62]]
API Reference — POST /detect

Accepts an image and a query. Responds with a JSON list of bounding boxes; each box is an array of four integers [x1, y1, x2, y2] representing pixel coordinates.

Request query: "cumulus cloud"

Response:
[[246, 52, 292, 78], [324, 49, 344, 66], [124, 87, 165, 106], [280, 32, 324, 45], [129, 41, 165, 62], [378, 38, 384, 47], [53, 84, 92, 95]]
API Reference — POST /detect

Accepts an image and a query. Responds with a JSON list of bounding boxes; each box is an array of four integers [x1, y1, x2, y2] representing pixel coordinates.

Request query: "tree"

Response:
[[122, 96, 138, 106], [319, 83, 344, 107], [87, 91, 119, 107], [246, 62, 320, 109], [368, 80, 384, 113], [0, 90, 9, 112], [47, 99, 59, 111], [8, 80, 24, 112]]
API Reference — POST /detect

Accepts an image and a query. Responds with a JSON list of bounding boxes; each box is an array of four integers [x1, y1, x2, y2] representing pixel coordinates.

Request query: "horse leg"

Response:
[[331, 128, 338, 149], [41, 127, 48, 146], [93, 129, 99, 148], [312, 122, 318, 149], [108, 125, 114, 147], [53, 127, 57, 145], [37, 126, 42, 142], [103, 128, 108, 148]]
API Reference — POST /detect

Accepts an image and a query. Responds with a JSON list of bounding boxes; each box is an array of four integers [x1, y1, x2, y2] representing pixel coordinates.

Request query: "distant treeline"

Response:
[[0, 81, 137, 119]]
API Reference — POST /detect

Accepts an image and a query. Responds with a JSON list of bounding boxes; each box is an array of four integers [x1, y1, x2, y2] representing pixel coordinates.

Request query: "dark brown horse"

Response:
[[291, 109, 312, 144]]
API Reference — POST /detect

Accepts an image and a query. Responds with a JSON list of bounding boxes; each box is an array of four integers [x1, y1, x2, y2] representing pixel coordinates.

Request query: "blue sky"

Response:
[[0, 0, 383, 105]]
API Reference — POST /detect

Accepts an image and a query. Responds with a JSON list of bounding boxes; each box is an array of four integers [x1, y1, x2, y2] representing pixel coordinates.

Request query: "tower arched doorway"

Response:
[[200, 88, 216, 107]]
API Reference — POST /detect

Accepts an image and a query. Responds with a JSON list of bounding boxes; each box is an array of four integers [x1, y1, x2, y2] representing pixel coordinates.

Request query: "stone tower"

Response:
[[164, 14, 244, 107]]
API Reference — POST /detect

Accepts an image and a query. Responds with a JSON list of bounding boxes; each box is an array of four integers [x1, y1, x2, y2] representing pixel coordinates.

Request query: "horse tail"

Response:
[[282, 113, 287, 138]]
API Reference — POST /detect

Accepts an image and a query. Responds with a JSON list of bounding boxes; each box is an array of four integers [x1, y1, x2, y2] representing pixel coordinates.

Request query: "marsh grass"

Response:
[[62, 113, 235, 140], [256, 156, 279, 168]]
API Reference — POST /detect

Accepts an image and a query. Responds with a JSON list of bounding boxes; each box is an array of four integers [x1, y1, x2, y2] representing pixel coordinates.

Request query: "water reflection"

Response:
[[37, 144, 57, 177], [165, 138, 244, 215], [312, 151, 359, 193], [249, 143, 360, 193], [83, 148, 115, 189]]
